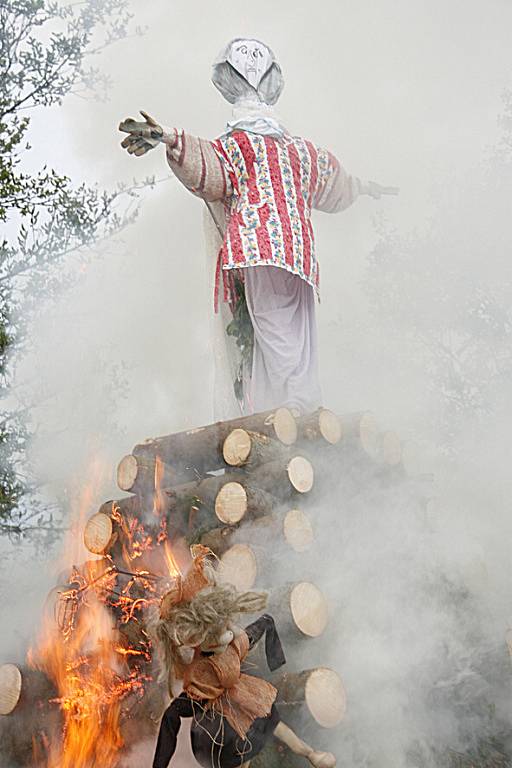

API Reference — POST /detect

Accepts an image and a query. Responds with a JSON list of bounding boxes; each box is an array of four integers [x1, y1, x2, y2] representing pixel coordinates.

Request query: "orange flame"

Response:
[[29, 458, 146, 767], [29, 452, 183, 766], [164, 539, 181, 578], [31, 594, 127, 767]]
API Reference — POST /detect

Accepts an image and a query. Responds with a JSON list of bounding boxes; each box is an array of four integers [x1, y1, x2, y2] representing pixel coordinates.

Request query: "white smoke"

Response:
[[2, 0, 512, 766]]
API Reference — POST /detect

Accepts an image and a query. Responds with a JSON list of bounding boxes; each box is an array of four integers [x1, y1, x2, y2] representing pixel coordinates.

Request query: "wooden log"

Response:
[[223, 429, 288, 469], [271, 582, 329, 639], [90, 476, 277, 558], [199, 508, 314, 559], [297, 408, 342, 445], [214, 482, 275, 524], [229, 508, 314, 554], [84, 511, 115, 554], [169, 474, 276, 528], [0, 665, 59, 766], [217, 543, 258, 591], [283, 509, 314, 553], [83, 508, 136, 560], [85, 495, 177, 559], [0, 665, 56, 716], [249, 456, 314, 499], [201, 457, 314, 509], [276, 667, 346, 728], [98, 495, 147, 518], [127, 407, 298, 488], [198, 524, 238, 557], [0, 663, 22, 715], [0, 666, 58, 741], [339, 411, 379, 458], [117, 454, 176, 494]]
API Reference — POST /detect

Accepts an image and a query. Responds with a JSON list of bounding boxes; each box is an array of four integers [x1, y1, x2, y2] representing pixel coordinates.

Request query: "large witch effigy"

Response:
[[119, 37, 398, 420]]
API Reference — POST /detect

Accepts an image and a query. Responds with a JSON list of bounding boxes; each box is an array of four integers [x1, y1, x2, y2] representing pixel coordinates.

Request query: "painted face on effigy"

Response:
[[227, 39, 272, 89]]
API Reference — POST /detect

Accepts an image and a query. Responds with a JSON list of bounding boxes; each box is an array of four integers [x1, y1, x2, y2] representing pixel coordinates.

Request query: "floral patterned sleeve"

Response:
[[313, 146, 361, 214]]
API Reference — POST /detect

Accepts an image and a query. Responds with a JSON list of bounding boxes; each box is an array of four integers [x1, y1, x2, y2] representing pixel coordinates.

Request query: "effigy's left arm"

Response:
[[313, 148, 399, 213], [244, 614, 286, 671], [152, 693, 194, 768]]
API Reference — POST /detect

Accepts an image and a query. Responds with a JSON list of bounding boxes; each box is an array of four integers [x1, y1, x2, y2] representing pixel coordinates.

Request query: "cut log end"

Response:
[[283, 509, 314, 553], [287, 456, 314, 494], [290, 582, 329, 637], [223, 429, 252, 467], [273, 407, 298, 446], [318, 409, 342, 444], [117, 454, 139, 492], [215, 482, 248, 525], [0, 663, 22, 715], [218, 544, 257, 591], [84, 512, 113, 555], [305, 668, 346, 728]]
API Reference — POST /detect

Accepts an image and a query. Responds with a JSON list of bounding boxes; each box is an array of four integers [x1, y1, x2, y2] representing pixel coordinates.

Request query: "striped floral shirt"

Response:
[[167, 129, 361, 293]]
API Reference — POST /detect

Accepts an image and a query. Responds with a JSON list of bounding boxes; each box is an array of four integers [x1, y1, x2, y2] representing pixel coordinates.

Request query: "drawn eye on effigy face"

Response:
[[228, 39, 272, 89]]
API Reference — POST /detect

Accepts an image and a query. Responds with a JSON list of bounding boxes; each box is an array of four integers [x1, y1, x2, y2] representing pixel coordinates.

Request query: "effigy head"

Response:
[[212, 37, 284, 105], [155, 546, 268, 682]]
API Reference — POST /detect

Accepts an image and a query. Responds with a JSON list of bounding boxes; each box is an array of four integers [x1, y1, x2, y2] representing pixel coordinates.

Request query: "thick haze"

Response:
[[2, 1, 512, 766], [14, 0, 512, 491], [11, 0, 510, 493]]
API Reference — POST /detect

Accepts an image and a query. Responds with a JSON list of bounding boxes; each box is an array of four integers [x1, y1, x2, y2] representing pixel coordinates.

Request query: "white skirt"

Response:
[[244, 265, 322, 415]]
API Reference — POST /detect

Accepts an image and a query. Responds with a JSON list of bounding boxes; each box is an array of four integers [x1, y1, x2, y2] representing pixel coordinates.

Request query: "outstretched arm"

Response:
[[152, 693, 194, 768], [118, 111, 232, 202], [165, 129, 233, 202], [244, 614, 286, 671], [314, 149, 362, 213], [313, 146, 399, 213]]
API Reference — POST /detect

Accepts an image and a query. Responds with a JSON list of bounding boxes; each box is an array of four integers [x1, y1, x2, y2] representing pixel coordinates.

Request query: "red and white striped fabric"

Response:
[[166, 128, 361, 294], [212, 131, 360, 291]]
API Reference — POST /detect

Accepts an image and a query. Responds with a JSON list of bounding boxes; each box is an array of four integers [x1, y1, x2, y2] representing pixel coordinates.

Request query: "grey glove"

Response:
[[118, 110, 175, 156]]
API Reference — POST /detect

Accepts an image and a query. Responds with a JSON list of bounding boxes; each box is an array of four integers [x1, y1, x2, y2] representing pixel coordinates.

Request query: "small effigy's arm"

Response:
[[152, 692, 194, 768], [244, 613, 286, 671], [118, 111, 232, 202], [313, 146, 399, 213]]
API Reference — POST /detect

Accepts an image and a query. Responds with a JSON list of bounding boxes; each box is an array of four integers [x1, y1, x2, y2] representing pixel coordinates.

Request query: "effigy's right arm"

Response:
[[166, 130, 233, 202]]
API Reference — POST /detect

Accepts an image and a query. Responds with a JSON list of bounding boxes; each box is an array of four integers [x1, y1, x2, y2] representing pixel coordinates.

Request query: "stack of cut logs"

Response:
[[0, 407, 421, 767]]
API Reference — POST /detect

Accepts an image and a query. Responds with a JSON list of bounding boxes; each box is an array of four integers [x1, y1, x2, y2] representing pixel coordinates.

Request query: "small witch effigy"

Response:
[[152, 546, 336, 768]]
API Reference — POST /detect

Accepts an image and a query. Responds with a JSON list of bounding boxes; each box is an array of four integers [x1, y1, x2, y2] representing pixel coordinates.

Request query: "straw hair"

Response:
[[154, 582, 268, 691]]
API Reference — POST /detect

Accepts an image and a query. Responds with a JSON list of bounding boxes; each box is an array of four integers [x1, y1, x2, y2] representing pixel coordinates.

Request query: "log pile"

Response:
[[0, 405, 422, 767]]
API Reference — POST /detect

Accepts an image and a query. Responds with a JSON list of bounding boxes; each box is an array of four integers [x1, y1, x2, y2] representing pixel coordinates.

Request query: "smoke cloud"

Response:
[[2, 0, 512, 766]]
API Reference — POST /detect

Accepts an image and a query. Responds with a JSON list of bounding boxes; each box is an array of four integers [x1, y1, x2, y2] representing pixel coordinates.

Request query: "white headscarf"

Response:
[[212, 38, 287, 138]]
